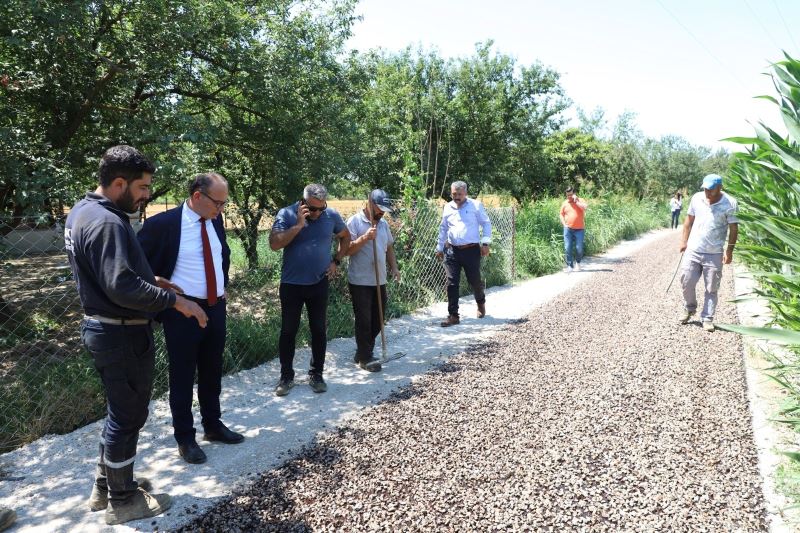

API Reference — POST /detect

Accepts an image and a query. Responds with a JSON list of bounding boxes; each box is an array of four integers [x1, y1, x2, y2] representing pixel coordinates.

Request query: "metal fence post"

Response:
[[511, 205, 516, 284]]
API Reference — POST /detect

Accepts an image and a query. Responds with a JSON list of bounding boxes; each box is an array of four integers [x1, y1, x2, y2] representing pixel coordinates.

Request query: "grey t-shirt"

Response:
[[686, 191, 739, 254], [346, 211, 394, 286]]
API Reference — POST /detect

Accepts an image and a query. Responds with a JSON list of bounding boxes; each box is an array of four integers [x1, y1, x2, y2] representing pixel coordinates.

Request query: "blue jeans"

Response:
[[563, 227, 585, 267]]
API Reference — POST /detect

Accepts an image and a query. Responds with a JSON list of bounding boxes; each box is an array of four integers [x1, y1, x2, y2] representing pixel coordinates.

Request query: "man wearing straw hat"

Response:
[[346, 190, 400, 372], [678, 173, 739, 332]]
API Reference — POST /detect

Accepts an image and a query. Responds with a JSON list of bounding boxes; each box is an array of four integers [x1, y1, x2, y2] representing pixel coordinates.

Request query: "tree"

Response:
[[542, 128, 610, 194], [0, 1, 259, 216], [577, 106, 607, 137]]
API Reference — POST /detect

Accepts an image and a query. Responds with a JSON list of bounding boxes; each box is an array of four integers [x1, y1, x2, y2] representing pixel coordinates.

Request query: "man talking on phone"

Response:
[[269, 184, 350, 396], [559, 186, 588, 273]]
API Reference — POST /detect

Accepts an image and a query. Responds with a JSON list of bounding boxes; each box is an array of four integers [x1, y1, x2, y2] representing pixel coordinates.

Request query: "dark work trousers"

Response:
[[444, 245, 485, 318], [81, 319, 154, 503], [160, 297, 226, 445], [279, 278, 329, 380], [349, 283, 388, 362]]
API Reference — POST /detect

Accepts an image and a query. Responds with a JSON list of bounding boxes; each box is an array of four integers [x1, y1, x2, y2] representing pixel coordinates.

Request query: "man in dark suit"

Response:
[[138, 172, 244, 464]]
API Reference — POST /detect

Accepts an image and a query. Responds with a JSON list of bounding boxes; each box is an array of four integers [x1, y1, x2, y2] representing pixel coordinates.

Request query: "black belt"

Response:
[[183, 294, 225, 306], [451, 243, 479, 250]]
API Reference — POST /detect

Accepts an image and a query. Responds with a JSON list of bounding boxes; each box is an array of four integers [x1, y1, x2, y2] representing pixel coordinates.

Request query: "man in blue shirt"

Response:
[[269, 184, 350, 395], [435, 181, 492, 327]]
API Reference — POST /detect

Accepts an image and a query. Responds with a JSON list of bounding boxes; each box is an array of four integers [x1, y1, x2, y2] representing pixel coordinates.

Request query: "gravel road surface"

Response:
[[181, 230, 767, 532]]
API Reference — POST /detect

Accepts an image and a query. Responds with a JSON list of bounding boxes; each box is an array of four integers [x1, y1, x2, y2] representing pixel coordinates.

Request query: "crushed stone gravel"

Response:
[[179, 231, 768, 532]]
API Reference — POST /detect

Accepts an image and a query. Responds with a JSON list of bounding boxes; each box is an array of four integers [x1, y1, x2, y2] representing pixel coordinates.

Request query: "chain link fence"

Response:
[[0, 201, 515, 453]]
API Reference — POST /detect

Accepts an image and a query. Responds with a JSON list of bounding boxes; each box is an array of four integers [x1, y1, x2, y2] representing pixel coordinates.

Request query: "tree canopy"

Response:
[[1, 0, 728, 262]]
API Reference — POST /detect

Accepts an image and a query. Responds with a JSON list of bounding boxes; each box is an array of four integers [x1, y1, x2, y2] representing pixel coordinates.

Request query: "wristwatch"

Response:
[[332, 256, 341, 266]]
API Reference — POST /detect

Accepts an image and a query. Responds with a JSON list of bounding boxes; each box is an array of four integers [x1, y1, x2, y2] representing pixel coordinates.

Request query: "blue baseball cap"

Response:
[[370, 189, 393, 212], [701, 174, 723, 189]]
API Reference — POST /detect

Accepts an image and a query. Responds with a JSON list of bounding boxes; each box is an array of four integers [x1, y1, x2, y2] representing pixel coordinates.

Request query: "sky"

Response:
[[345, 0, 800, 151]]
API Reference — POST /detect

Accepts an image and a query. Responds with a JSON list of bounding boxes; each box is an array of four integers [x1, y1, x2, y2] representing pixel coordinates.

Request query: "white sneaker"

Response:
[[574, 263, 581, 272], [563, 266, 573, 273], [702, 320, 715, 332]]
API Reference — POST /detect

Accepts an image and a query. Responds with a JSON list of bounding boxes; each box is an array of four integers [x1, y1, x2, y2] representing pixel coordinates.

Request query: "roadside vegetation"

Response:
[[0, 0, 718, 451], [716, 52, 800, 508]]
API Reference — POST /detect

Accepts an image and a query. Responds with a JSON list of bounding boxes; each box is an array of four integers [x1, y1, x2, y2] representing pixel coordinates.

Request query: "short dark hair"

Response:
[[189, 172, 227, 195], [98, 145, 155, 187], [566, 186, 575, 194]]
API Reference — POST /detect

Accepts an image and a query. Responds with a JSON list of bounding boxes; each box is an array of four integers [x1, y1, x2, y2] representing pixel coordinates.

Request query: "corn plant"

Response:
[[718, 52, 800, 344], [717, 53, 800, 494]]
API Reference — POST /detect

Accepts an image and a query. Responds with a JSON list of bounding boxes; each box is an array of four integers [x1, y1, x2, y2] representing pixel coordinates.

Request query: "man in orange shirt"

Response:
[[559, 186, 588, 272]]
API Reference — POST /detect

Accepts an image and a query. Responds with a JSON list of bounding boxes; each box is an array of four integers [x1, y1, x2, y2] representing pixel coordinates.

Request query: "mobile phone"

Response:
[[300, 199, 310, 220]]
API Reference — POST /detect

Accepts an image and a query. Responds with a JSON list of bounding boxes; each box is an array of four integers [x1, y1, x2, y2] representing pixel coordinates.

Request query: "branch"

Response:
[[54, 66, 124, 149], [168, 87, 270, 120]]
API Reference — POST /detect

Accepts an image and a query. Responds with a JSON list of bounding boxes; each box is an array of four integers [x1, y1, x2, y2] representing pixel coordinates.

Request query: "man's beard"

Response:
[[116, 187, 141, 214]]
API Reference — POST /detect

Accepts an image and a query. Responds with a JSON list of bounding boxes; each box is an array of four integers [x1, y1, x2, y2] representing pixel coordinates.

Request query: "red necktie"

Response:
[[199, 218, 218, 306]]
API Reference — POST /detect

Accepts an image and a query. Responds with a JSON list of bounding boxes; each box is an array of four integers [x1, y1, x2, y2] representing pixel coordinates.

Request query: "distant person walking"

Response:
[[679, 174, 739, 332], [670, 192, 683, 229], [270, 184, 351, 396], [559, 186, 588, 272], [346, 190, 400, 372], [435, 181, 492, 327], [64, 145, 207, 525]]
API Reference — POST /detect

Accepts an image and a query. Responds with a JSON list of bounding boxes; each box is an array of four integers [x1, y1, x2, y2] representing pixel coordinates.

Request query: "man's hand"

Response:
[[723, 247, 733, 264], [326, 261, 338, 278], [480, 244, 490, 257], [391, 268, 401, 283], [679, 242, 687, 252], [174, 295, 208, 328], [362, 226, 377, 242], [294, 203, 309, 229], [155, 276, 184, 294], [435, 251, 444, 262]]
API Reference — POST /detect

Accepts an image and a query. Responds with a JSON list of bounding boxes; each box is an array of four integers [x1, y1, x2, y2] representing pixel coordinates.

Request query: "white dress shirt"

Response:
[[170, 203, 225, 299], [436, 198, 492, 252]]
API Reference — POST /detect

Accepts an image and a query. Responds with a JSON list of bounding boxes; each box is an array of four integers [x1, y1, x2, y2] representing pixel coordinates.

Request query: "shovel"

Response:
[[368, 197, 406, 364]]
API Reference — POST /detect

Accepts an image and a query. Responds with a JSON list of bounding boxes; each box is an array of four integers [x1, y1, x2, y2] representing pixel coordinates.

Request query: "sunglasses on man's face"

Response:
[[305, 203, 327, 213]]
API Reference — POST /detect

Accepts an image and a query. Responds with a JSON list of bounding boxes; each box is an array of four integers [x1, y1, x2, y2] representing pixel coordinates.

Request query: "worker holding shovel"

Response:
[[346, 190, 401, 372]]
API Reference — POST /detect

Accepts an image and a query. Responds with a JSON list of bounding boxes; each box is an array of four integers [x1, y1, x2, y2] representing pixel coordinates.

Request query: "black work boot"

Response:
[[105, 463, 172, 525], [88, 442, 153, 511], [0, 507, 16, 532]]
